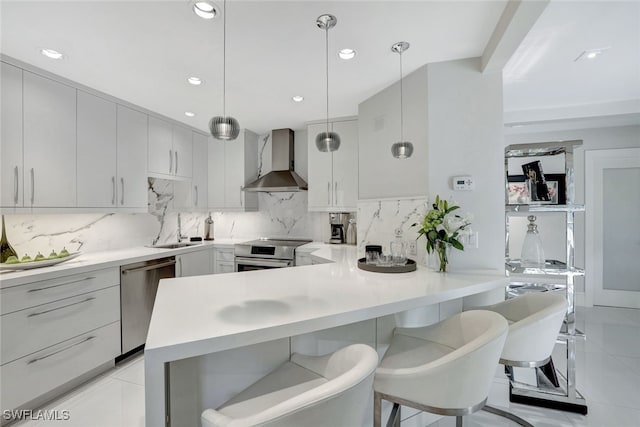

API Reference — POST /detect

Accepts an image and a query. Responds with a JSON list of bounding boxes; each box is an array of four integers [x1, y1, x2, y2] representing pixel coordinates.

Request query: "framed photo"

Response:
[[507, 174, 566, 205]]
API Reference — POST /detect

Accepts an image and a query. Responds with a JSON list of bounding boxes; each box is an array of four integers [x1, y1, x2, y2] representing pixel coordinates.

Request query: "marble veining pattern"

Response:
[[357, 198, 428, 264]]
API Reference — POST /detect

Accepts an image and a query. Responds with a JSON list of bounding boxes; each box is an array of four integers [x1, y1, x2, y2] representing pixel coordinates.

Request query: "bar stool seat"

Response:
[[374, 310, 508, 427], [479, 292, 568, 426], [201, 343, 379, 427]]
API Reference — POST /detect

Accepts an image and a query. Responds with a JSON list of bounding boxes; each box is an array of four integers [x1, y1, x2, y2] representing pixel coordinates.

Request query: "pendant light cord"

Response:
[[399, 50, 404, 142], [223, 0, 227, 117], [325, 27, 329, 134]]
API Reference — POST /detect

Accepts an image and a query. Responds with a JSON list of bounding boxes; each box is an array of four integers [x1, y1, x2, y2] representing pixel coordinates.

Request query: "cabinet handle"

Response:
[[178, 257, 183, 276], [335, 182, 338, 205], [169, 150, 173, 173], [327, 182, 331, 205], [111, 176, 116, 205], [194, 185, 199, 206], [14, 166, 19, 204], [28, 297, 95, 318], [120, 178, 125, 205], [30, 168, 35, 204], [175, 151, 179, 175], [28, 276, 96, 293], [28, 336, 95, 365], [240, 186, 243, 206]]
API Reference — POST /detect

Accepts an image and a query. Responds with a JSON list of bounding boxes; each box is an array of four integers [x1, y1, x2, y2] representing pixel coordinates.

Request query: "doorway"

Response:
[[585, 148, 640, 308]]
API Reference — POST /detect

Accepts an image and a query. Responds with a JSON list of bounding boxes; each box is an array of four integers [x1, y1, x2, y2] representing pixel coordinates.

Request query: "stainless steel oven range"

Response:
[[234, 238, 312, 272]]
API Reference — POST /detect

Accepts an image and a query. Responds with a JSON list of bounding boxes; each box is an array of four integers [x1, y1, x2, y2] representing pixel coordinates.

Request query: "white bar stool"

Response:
[[479, 292, 568, 427], [201, 343, 379, 427], [373, 310, 508, 427]]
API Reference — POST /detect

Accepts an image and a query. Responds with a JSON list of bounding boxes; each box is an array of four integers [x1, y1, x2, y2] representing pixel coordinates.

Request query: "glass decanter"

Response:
[[521, 215, 545, 268]]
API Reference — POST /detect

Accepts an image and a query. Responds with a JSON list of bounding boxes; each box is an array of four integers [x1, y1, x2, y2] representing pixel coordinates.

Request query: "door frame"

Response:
[[585, 147, 640, 308]]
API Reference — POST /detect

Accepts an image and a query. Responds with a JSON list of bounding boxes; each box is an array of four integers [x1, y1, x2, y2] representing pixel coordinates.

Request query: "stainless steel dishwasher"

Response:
[[120, 257, 176, 355]]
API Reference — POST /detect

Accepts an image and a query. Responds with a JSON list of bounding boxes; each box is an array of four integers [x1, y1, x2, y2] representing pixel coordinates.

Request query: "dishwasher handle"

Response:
[[121, 259, 176, 275]]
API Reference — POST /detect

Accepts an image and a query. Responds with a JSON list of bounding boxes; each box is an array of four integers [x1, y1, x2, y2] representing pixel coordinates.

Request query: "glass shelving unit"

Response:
[[504, 141, 588, 414]]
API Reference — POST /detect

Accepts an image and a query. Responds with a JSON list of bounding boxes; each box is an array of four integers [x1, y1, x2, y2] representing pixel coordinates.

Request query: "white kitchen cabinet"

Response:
[[208, 130, 258, 211], [213, 247, 235, 274], [148, 117, 193, 179], [1, 62, 23, 208], [176, 248, 213, 277], [0, 267, 120, 412], [307, 119, 358, 211], [175, 132, 208, 210], [23, 71, 77, 207], [77, 91, 117, 208], [116, 105, 149, 209]]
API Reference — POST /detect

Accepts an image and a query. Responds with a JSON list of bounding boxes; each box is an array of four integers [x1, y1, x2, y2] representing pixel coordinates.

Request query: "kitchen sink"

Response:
[[147, 242, 202, 249]]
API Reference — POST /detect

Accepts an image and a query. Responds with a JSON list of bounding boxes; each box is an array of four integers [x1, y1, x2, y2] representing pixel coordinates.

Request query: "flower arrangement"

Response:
[[413, 195, 472, 272]]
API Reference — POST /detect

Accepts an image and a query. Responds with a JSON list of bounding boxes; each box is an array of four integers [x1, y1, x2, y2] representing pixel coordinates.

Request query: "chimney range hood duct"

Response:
[[243, 128, 308, 192]]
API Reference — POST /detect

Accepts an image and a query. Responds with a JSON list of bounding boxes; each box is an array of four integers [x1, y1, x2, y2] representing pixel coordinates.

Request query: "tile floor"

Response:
[[13, 306, 640, 427]]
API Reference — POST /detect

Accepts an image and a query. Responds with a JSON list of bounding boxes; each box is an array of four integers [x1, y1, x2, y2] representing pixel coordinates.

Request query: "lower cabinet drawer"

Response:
[[215, 261, 235, 274], [1, 286, 120, 364], [1, 321, 121, 411], [215, 248, 234, 262]]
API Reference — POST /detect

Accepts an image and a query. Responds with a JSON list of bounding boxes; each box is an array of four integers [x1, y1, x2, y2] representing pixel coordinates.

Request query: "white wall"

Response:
[[505, 124, 640, 294], [425, 58, 504, 270]]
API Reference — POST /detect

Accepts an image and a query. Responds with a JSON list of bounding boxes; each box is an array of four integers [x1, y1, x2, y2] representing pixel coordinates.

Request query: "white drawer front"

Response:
[[1, 286, 120, 364], [215, 261, 235, 274], [215, 248, 234, 262], [1, 321, 120, 411], [1, 268, 119, 315]]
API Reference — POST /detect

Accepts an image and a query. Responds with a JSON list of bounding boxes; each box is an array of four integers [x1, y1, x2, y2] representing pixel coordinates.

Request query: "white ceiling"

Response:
[[2, 1, 638, 136], [503, 0, 640, 126], [1, 0, 508, 134]]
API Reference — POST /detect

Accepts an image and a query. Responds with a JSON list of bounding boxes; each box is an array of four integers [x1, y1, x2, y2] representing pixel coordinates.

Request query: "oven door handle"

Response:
[[235, 257, 292, 269]]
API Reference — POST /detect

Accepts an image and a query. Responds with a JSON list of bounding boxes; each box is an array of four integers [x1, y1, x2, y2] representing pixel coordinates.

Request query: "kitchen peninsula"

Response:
[[144, 244, 507, 427]]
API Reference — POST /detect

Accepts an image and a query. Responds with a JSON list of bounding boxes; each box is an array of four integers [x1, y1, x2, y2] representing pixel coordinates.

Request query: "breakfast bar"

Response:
[[144, 245, 507, 427]]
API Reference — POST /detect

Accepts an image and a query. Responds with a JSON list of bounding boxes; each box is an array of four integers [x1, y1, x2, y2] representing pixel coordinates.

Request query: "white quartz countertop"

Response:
[[145, 243, 507, 361], [0, 239, 244, 288]]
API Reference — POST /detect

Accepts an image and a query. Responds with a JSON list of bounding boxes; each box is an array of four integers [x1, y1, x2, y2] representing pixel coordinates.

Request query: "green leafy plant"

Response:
[[412, 195, 471, 272]]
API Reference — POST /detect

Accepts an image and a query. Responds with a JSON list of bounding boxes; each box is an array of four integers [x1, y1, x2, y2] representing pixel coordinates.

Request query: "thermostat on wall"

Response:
[[453, 176, 475, 191]]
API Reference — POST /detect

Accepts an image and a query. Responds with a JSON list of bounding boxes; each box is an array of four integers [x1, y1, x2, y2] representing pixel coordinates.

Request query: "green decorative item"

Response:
[[413, 195, 471, 272], [0, 215, 18, 263]]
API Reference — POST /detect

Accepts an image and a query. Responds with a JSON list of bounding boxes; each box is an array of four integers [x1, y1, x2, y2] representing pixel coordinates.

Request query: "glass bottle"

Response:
[[1, 215, 18, 263], [521, 215, 545, 268], [346, 218, 357, 245]]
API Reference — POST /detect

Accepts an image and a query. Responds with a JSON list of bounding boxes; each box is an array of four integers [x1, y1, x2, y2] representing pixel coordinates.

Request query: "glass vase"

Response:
[[429, 241, 451, 272], [1, 215, 18, 263], [521, 215, 545, 268]]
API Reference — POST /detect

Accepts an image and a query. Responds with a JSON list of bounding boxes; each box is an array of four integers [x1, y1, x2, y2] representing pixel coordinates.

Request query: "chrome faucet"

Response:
[[177, 213, 188, 242]]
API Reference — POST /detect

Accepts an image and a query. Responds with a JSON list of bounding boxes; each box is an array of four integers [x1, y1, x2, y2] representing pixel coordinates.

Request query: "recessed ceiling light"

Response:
[[187, 76, 203, 85], [292, 95, 304, 103], [40, 48, 64, 60], [193, 1, 218, 19], [338, 48, 356, 60], [185, 111, 196, 117], [574, 47, 610, 61]]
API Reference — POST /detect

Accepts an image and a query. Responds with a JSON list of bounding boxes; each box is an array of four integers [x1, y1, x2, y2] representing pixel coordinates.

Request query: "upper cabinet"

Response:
[[307, 119, 358, 211], [208, 130, 258, 211], [116, 105, 148, 210], [23, 71, 77, 208], [148, 117, 193, 179], [174, 131, 208, 210], [1, 62, 23, 208], [77, 91, 117, 208], [358, 66, 428, 200]]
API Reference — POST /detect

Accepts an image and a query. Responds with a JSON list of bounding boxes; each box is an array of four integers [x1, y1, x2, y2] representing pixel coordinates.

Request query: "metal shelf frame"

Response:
[[504, 141, 587, 414]]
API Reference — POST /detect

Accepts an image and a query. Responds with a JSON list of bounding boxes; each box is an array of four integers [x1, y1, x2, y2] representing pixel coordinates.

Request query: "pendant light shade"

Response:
[[315, 14, 340, 152], [210, 0, 240, 141], [391, 41, 413, 159]]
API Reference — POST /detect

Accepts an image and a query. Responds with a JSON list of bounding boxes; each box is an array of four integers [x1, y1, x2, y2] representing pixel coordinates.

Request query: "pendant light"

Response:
[[315, 14, 340, 152], [209, 0, 240, 141], [390, 41, 414, 159]]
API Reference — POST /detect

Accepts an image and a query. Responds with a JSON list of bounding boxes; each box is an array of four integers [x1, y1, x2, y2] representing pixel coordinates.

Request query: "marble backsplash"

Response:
[[2, 179, 329, 257], [357, 197, 429, 265]]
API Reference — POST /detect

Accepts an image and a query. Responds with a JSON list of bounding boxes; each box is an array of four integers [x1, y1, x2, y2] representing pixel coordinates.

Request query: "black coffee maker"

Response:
[[329, 213, 349, 244]]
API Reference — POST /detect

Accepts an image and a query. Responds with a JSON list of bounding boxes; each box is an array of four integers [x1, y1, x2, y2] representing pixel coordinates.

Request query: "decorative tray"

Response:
[[0, 252, 81, 271], [357, 258, 417, 273]]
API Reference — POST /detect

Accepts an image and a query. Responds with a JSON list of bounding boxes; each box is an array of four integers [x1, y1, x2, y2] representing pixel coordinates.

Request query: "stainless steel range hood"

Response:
[[243, 128, 308, 192]]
